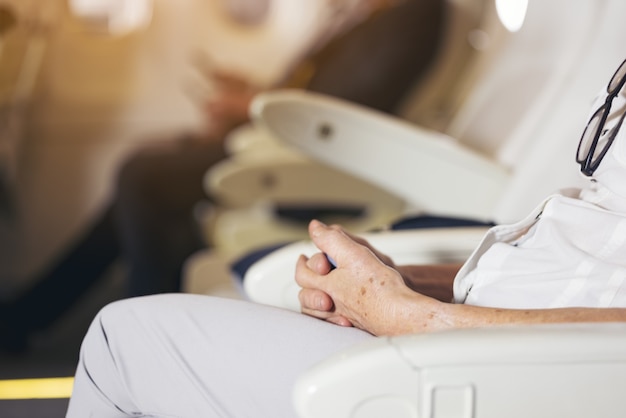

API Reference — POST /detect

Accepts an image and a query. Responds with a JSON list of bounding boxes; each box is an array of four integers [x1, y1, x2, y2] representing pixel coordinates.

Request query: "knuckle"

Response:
[[328, 224, 343, 232]]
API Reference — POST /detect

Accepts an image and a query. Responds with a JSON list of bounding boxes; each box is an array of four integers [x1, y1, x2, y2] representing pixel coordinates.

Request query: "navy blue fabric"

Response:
[[231, 215, 496, 283], [274, 205, 365, 224], [230, 242, 293, 283], [390, 215, 495, 230]]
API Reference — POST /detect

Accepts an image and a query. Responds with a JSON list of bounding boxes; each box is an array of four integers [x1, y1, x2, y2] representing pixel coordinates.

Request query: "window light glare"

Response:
[[68, 0, 153, 35], [495, 0, 528, 32]]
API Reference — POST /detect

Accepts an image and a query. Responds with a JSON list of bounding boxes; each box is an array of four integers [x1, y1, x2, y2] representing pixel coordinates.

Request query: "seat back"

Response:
[[398, 0, 491, 131], [406, 0, 612, 185], [437, 0, 626, 222], [444, 0, 600, 167], [442, 0, 626, 222], [491, 0, 626, 222]]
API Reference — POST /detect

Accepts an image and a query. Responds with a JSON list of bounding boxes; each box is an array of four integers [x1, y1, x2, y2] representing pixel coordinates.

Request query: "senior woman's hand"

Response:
[[296, 220, 445, 336], [297, 221, 626, 335]]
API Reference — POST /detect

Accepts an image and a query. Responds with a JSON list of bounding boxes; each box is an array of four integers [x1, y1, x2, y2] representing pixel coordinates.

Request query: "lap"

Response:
[[72, 294, 373, 417]]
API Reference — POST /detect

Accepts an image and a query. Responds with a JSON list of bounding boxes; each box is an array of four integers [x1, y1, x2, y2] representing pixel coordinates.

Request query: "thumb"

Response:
[[308, 220, 358, 268]]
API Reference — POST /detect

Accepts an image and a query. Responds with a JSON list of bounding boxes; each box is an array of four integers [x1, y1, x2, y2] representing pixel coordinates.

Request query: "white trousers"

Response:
[[65, 294, 373, 417]]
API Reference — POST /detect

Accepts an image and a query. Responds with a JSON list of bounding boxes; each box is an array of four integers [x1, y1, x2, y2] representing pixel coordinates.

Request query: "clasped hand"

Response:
[[296, 220, 430, 336]]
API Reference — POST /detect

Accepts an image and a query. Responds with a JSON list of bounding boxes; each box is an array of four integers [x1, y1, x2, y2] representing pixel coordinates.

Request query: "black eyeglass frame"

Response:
[[576, 59, 626, 176]]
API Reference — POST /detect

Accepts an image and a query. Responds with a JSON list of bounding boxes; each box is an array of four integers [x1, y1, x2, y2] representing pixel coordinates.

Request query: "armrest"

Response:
[[243, 227, 488, 311], [207, 123, 407, 228], [250, 89, 510, 221], [207, 144, 405, 211], [294, 323, 626, 418]]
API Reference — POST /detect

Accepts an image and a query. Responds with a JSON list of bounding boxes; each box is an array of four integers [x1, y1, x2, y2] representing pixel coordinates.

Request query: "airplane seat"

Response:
[[203, 0, 490, 217], [196, 0, 528, 256], [397, 0, 491, 131], [239, 0, 624, 310], [182, 0, 492, 296], [235, 1, 626, 416], [248, 0, 607, 226], [182, 0, 606, 299]]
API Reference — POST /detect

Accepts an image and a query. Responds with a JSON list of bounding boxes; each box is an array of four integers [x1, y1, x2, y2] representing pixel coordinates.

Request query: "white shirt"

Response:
[[453, 82, 626, 309]]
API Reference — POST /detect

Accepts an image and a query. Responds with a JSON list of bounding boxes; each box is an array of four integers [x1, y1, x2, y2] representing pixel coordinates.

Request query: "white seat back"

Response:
[[492, 0, 626, 221], [443, 0, 626, 223], [398, 0, 490, 131], [446, 0, 603, 166]]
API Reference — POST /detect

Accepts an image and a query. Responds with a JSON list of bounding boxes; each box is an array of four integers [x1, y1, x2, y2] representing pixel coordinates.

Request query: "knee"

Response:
[[78, 298, 150, 376], [84, 296, 173, 344], [82, 299, 136, 350], [74, 299, 146, 415]]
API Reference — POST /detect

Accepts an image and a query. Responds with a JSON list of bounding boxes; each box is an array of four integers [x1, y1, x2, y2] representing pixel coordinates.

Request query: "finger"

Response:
[[300, 306, 329, 319], [299, 288, 334, 312], [325, 316, 354, 328], [307, 252, 334, 275], [295, 254, 330, 291], [308, 220, 370, 268]]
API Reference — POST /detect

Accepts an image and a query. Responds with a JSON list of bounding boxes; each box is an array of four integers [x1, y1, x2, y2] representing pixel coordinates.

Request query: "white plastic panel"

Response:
[[293, 337, 419, 418], [294, 323, 626, 418], [251, 90, 510, 221]]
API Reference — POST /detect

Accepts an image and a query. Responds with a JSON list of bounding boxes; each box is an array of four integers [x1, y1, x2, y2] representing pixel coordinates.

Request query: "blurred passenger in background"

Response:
[[0, 0, 445, 353]]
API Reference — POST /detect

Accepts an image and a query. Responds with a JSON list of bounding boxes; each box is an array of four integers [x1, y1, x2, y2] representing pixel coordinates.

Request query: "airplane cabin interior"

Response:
[[1, 0, 626, 417]]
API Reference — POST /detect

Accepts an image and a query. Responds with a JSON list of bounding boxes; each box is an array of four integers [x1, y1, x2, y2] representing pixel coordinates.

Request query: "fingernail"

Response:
[[312, 219, 327, 228], [310, 219, 326, 237]]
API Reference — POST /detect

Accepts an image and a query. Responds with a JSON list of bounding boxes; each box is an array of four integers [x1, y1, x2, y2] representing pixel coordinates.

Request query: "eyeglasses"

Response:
[[577, 58, 626, 176]]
